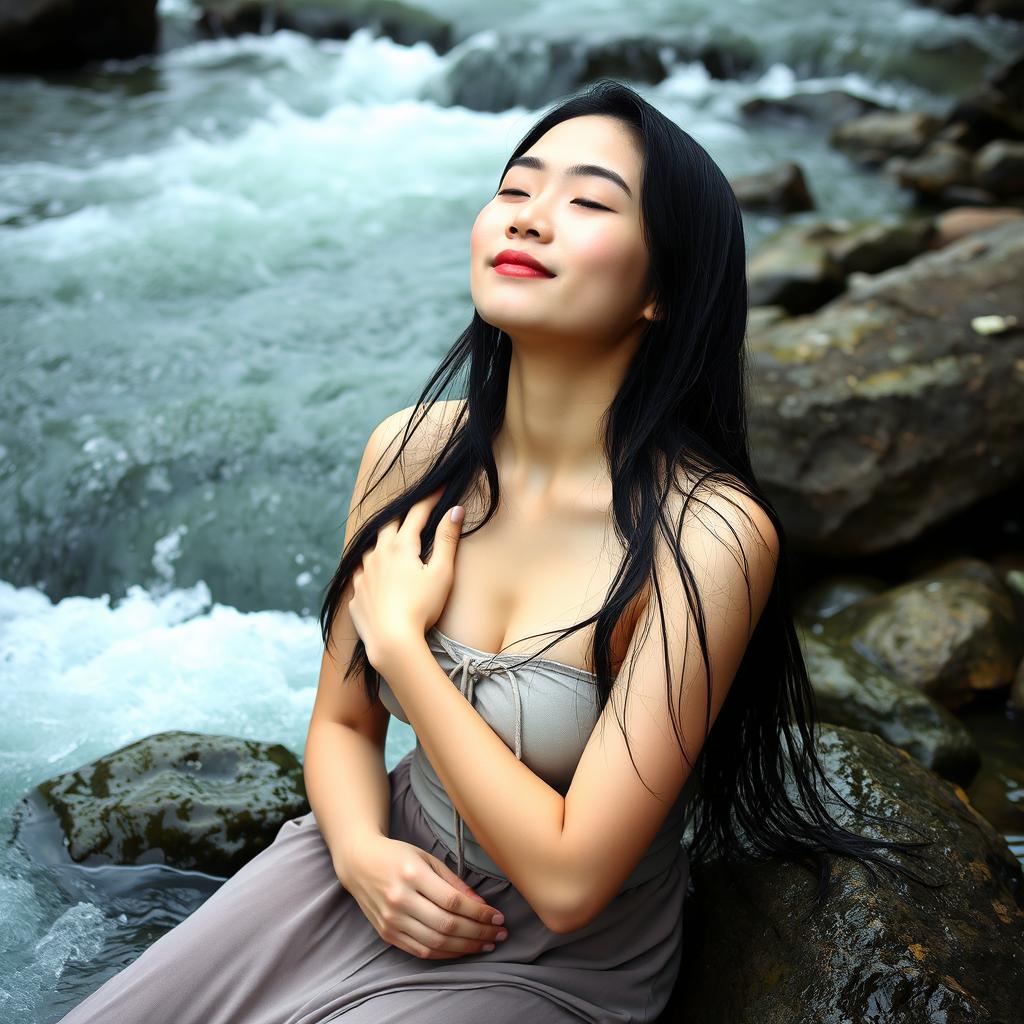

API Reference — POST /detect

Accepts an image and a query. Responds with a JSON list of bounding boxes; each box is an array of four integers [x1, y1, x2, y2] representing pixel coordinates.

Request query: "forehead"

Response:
[[518, 115, 641, 193]]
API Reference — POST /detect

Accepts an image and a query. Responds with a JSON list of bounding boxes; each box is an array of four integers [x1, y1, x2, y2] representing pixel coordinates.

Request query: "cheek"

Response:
[[469, 207, 495, 260], [571, 223, 637, 276]]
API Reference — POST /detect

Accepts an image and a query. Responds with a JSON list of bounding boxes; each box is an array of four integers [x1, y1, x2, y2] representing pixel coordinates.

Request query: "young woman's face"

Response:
[[469, 114, 655, 350]]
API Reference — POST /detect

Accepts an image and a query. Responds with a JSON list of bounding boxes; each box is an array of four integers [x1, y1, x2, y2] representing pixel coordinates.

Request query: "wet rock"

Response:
[[885, 137, 1024, 206], [912, 0, 1024, 22], [973, 139, 1024, 199], [932, 205, 1024, 247], [669, 725, 1024, 1024], [196, 0, 453, 53], [943, 53, 1024, 150], [830, 55, 1023, 188], [826, 218, 936, 275], [885, 140, 975, 199], [422, 32, 755, 113], [740, 90, 883, 128], [796, 575, 888, 619], [747, 219, 1024, 555], [12, 730, 309, 876], [730, 162, 815, 214], [830, 111, 943, 167], [799, 625, 981, 782], [747, 218, 934, 315], [0, 0, 159, 73], [820, 559, 1022, 710], [747, 223, 847, 314]]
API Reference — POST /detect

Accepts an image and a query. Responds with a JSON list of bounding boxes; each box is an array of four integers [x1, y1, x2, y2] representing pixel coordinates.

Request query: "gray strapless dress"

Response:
[[55, 627, 692, 1024]]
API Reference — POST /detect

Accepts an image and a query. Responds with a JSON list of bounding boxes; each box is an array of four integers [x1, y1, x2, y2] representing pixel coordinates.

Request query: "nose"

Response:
[[506, 195, 550, 241]]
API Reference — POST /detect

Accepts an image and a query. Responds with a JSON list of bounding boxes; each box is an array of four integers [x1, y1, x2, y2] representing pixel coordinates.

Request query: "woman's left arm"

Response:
[[349, 486, 778, 934], [373, 635, 571, 927]]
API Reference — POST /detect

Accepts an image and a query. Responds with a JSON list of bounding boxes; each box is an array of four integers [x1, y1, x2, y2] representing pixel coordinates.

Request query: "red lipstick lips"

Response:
[[492, 249, 555, 278]]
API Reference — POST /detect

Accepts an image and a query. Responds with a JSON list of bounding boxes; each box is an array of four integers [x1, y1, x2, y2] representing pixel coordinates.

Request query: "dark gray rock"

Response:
[[12, 730, 309, 876], [730, 162, 815, 214], [747, 218, 934, 315], [973, 140, 1024, 199], [819, 558, 1022, 710], [740, 90, 883, 128], [422, 33, 755, 113], [885, 140, 976, 199], [747, 222, 847, 314], [748, 219, 1024, 555], [667, 725, 1024, 1024], [830, 111, 943, 167], [800, 626, 980, 782], [0, 0, 159, 72], [196, 0, 453, 53]]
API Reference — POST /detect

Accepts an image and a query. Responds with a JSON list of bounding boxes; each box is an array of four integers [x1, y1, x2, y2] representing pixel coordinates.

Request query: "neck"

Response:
[[493, 333, 636, 499]]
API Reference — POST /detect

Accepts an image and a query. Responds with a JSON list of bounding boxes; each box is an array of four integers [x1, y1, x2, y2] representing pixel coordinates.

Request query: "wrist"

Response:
[[333, 828, 385, 886], [371, 628, 429, 681]]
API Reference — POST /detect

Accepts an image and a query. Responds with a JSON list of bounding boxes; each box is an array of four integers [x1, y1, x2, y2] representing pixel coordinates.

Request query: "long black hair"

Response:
[[319, 78, 940, 910]]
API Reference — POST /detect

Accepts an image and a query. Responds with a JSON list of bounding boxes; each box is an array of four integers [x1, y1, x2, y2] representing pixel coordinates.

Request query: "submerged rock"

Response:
[[12, 730, 309, 877]]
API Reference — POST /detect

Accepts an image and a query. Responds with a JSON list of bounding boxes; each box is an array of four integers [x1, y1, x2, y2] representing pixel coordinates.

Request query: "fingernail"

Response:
[[491, 913, 504, 925], [450, 506, 465, 524], [482, 943, 495, 952], [496, 929, 508, 940]]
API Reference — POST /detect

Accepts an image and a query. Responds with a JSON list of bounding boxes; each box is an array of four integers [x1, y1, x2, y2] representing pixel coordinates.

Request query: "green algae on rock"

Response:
[[13, 730, 309, 877]]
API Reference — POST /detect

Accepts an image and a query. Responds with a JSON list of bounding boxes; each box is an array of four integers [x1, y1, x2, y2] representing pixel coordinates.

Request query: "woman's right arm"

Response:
[[303, 411, 399, 876], [302, 407, 509, 959]]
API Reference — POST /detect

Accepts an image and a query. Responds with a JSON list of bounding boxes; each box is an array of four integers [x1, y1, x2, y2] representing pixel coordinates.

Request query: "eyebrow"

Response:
[[504, 155, 633, 200]]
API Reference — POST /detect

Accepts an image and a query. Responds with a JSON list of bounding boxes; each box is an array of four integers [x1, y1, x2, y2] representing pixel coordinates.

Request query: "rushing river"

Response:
[[2, 0, 1022, 1018]]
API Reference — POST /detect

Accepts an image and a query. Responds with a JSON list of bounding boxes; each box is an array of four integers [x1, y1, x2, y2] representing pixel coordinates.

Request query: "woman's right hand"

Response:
[[336, 834, 509, 960]]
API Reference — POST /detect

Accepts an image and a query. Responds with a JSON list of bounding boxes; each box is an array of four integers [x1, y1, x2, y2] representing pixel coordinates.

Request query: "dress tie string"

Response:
[[431, 634, 523, 880]]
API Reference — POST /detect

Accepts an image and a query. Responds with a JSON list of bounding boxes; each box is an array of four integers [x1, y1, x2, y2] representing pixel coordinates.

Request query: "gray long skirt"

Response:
[[55, 749, 689, 1024]]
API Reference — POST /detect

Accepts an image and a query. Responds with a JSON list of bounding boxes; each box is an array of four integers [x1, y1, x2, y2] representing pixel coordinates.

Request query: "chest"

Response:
[[433, 484, 644, 674]]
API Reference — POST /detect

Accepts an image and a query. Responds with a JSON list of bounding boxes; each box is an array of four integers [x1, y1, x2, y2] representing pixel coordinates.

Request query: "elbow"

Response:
[[543, 908, 586, 935], [538, 880, 595, 936]]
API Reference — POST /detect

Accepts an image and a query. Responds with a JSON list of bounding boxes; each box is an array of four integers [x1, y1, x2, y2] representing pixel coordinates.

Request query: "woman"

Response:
[[57, 79, 936, 1024]]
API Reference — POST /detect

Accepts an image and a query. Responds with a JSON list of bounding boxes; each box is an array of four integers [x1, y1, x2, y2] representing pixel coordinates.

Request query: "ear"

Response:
[[642, 293, 662, 322]]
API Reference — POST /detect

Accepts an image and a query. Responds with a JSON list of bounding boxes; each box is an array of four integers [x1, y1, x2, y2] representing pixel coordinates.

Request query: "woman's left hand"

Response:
[[349, 485, 465, 670]]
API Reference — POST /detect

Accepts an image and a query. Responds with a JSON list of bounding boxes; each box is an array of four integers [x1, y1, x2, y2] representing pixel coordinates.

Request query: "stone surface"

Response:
[[665, 725, 1024, 1024], [12, 730, 309, 876], [748, 219, 1024, 555]]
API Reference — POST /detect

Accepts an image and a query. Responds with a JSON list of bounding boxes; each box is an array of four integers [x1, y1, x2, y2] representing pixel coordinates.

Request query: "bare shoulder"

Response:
[[362, 398, 467, 504], [372, 397, 466, 466], [659, 471, 780, 624]]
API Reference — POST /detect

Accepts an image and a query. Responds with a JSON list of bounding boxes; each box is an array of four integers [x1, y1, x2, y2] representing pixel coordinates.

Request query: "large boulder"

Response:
[[748, 218, 1024, 555], [12, 730, 308, 876], [665, 725, 1024, 1023]]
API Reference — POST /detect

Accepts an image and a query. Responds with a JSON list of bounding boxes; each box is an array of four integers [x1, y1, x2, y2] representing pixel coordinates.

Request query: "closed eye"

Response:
[[497, 188, 610, 211]]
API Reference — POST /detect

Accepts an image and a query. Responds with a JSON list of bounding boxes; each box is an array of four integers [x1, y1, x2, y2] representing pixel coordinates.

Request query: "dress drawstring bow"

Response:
[[431, 637, 524, 880]]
